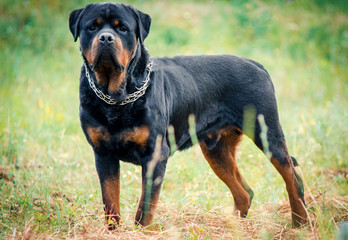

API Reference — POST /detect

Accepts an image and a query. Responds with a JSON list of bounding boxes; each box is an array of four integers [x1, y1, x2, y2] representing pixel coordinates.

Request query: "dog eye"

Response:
[[118, 25, 128, 33], [87, 25, 97, 31]]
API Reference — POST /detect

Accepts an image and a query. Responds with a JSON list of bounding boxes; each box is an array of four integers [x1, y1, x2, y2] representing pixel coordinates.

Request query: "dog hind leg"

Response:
[[200, 127, 254, 217], [254, 122, 308, 227]]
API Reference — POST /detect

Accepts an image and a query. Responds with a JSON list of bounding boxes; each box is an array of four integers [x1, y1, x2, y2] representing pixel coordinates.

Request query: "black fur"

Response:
[[69, 2, 303, 228]]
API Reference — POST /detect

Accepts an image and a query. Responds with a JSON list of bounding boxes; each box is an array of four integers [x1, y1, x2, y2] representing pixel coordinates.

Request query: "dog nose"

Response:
[[99, 32, 115, 45]]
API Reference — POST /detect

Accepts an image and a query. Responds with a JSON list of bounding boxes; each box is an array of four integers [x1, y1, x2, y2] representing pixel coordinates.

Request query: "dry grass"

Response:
[[11, 190, 348, 240]]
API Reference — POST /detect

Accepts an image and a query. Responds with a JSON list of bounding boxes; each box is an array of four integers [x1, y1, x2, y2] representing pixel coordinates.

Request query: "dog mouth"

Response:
[[93, 46, 125, 74]]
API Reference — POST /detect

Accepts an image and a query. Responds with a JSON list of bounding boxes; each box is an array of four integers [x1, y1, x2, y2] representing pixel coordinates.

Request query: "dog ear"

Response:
[[69, 8, 84, 42], [129, 6, 151, 44]]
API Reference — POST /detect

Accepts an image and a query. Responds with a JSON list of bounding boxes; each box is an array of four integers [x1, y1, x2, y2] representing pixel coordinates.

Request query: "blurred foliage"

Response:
[[1, 0, 348, 74]]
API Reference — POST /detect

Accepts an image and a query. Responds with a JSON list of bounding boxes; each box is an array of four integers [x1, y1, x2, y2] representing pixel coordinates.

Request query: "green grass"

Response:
[[1, 0, 348, 239]]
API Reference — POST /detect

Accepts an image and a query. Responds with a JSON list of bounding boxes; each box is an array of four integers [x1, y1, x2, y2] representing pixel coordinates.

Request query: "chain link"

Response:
[[84, 59, 153, 105]]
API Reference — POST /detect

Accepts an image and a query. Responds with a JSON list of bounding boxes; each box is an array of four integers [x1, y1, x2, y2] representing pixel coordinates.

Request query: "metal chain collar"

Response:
[[84, 59, 154, 105]]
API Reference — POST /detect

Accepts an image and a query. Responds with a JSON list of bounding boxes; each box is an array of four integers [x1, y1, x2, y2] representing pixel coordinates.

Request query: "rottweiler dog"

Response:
[[69, 2, 308, 229]]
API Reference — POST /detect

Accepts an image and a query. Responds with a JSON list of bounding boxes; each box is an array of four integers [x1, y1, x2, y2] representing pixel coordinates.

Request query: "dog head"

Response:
[[69, 3, 151, 93]]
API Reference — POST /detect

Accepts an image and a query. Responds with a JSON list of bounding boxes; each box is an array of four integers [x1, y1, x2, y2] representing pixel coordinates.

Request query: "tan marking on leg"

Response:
[[270, 157, 308, 227], [200, 126, 252, 217], [135, 179, 161, 226], [102, 175, 121, 230]]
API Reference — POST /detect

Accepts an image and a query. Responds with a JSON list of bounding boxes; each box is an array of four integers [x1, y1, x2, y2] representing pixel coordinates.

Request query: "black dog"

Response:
[[69, 2, 308, 229]]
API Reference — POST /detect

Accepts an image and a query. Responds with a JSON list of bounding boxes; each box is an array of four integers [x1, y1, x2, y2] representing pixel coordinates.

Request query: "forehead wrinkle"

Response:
[[105, 3, 110, 18], [100, 3, 126, 20]]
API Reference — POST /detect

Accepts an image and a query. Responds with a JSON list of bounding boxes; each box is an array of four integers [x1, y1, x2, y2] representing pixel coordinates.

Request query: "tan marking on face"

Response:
[[103, 37, 133, 93], [114, 37, 131, 67], [114, 20, 119, 26], [86, 127, 110, 147], [87, 36, 137, 93], [96, 18, 102, 24], [82, 36, 99, 70], [121, 126, 150, 148], [89, 35, 111, 87], [90, 36, 99, 64]]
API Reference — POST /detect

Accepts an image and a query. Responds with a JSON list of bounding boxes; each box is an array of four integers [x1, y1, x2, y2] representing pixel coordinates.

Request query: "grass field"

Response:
[[1, 0, 348, 239]]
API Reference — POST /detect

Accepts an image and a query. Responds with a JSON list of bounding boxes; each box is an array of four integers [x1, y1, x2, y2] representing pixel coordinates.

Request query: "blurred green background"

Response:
[[0, 0, 347, 239]]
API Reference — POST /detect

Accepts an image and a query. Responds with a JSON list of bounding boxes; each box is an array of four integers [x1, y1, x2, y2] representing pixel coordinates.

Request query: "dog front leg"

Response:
[[95, 152, 121, 230], [135, 157, 167, 227]]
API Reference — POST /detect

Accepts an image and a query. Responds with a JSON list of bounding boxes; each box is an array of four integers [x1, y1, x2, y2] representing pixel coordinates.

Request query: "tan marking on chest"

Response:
[[121, 126, 150, 148], [86, 127, 110, 147]]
